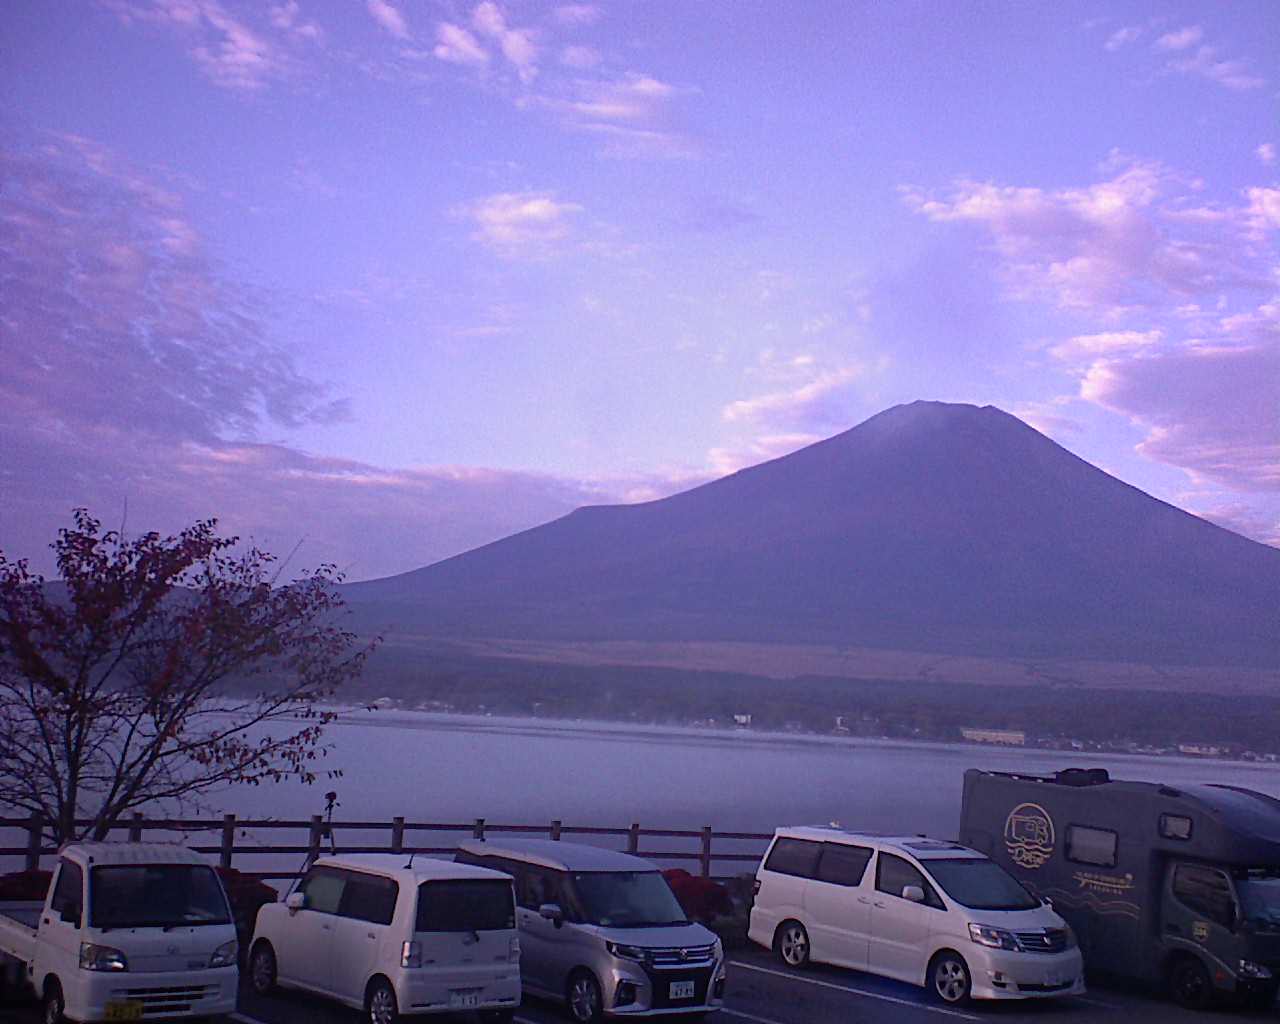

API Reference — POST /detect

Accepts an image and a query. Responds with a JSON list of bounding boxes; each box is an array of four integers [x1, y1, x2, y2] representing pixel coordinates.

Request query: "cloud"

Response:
[[1081, 338, 1280, 492], [0, 132, 344, 450], [471, 2, 539, 82], [902, 156, 1276, 315], [1153, 25, 1202, 51], [1193, 503, 1280, 547], [560, 45, 601, 69], [722, 365, 862, 430], [1167, 45, 1265, 90], [707, 434, 823, 476], [1049, 329, 1162, 362], [434, 23, 489, 66], [1259, 143, 1277, 166], [102, 0, 292, 90], [366, 0, 410, 40], [455, 191, 583, 254], [553, 4, 600, 26], [269, 1, 321, 41], [1104, 25, 1143, 51], [531, 72, 697, 158]]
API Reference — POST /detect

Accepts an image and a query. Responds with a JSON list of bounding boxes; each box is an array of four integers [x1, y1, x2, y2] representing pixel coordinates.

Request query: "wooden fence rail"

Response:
[[0, 814, 772, 883]]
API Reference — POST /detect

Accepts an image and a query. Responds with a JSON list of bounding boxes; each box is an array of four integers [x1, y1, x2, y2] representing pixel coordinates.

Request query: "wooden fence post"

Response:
[[128, 812, 143, 843], [473, 818, 486, 840], [25, 812, 43, 871], [550, 819, 562, 841], [220, 814, 236, 869], [307, 814, 323, 863], [627, 822, 640, 855], [391, 817, 405, 854], [700, 826, 713, 878]]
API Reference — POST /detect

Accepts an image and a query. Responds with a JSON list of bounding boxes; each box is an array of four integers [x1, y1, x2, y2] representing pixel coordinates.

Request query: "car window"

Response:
[[300, 867, 346, 915], [50, 860, 83, 924], [339, 871, 398, 925], [518, 867, 566, 911], [764, 838, 822, 879], [1173, 864, 1235, 928], [875, 853, 943, 909], [1066, 825, 1118, 867], [816, 843, 872, 887]]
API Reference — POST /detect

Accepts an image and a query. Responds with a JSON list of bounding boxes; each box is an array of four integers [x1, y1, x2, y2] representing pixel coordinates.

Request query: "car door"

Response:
[[331, 871, 399, 1005], [515, 865, 571, 997], [37, 859, 84, 990], [1166, 862, 1239, 967], [867, 852, 944, 984], [278, 866, 346, 992], [804, 843, 873, 968]]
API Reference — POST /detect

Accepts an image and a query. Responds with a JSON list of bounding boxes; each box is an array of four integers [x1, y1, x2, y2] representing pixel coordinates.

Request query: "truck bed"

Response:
[[0, 901, 42, 964]]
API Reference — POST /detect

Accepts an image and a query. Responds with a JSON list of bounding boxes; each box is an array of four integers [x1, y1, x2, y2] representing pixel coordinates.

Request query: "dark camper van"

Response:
[[958, 768, 1280, 1010]]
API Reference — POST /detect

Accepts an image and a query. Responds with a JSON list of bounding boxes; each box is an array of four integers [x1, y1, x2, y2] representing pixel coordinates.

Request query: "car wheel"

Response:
[[566, 970, 604, 1023], [248, 941, 277, 996], [930, 951, 972, 1004], [367, 978, 400, 1024], [776, 920, 811, 968], [1169, 956, 1214, 1010], [42, 981, 65, 1024]]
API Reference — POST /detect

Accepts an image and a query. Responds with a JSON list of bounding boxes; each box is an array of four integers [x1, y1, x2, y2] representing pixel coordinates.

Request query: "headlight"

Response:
[[968, 924, 1018, 951], [1239, 959, 1273, 980], [605, 941, 648, 962], [713, 937, 724, 961], [209, 939, 238, 968], [80, 942, 128, 972]]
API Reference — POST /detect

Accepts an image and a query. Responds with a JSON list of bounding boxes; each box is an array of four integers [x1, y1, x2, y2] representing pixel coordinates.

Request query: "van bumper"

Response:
[[966, 947, 1085, 1000], [71, 966, 238, 1021], [397, 968, 522, 1016]]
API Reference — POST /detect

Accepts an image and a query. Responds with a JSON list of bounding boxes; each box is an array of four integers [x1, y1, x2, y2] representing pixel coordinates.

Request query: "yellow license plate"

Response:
[[105, 1001, 144, 1021]]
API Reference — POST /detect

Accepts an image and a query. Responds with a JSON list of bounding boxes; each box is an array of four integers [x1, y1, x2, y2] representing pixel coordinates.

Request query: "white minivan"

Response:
[[249, 854, 521, 1023], [748, 827, 1086, 1004]]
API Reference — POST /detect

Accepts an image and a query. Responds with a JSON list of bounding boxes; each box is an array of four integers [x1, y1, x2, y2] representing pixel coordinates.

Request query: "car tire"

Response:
[[566, 969, 604, 1024], [775, 919, 811, 968], [367, 977, 400, 1024], [1168, 956, 1214, 1011], [929, 951, 972, 1005], [42, 981, 65, 1024], [248, 940, 277, 996]]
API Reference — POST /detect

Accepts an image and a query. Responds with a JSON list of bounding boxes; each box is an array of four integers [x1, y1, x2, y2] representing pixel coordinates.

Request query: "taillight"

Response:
[[401, 941, 422, 968], [508, 935, 520, 962]]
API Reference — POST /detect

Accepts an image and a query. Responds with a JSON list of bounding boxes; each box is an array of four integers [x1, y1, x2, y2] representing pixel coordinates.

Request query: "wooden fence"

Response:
[[0, 813, 772, 883]]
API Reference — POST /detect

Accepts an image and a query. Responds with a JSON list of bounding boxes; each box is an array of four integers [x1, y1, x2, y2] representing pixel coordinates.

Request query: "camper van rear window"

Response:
[[1159, 814, 1193, 840], [1065, 825, 1118, 867]]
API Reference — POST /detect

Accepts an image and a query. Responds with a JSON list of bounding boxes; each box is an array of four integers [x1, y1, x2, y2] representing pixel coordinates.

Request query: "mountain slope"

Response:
[[345, 402, 1280, 667]]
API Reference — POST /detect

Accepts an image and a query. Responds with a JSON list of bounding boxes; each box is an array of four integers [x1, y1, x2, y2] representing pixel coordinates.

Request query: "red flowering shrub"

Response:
[[662, 869, 733, 922]]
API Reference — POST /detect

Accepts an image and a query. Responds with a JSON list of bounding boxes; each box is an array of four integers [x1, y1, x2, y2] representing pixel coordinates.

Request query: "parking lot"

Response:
[[3, 945, 1276, 1024]]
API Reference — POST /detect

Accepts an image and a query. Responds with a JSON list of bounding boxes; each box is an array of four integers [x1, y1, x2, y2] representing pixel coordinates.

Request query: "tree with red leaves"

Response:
[[0, 509, 377, 844]]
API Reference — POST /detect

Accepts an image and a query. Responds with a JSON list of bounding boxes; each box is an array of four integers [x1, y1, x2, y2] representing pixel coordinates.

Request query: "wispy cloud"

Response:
[[1166, 44, 1265, 90], [1104, 25, 1143, 51], [1258, 143, 1277, 166], [1153, 25, 1202, 51], [455, 191, 583, 255], [471, 1, 539, 82], [553, 4, 600, 27], [366, 0, 410, 41], [434, 22, 489, 66], [722, 365, 863, 429]]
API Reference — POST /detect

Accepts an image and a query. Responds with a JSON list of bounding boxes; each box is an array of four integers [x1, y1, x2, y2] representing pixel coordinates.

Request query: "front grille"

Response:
[[1016, 929, 1068, 954], [111, 985, 217, 1016], [647, 944, 716, 969]]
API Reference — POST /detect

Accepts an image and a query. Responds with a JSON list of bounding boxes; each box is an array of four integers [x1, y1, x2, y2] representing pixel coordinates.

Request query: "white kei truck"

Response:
[[0, 841, 240, 1023]]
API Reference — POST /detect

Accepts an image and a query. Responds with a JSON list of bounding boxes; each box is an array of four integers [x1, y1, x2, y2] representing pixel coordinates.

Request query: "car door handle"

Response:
[[366, 932, 376, 939], [873, 901, 886, 908], [321, 923, 331, 931], [857, 897, 871, 905]]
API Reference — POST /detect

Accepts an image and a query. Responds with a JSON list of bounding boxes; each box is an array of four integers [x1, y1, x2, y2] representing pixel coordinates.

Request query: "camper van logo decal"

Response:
[[1192, 921, 1209, 943], [1073, 871, 1134, 896], [1004, 803, 1055, 869]]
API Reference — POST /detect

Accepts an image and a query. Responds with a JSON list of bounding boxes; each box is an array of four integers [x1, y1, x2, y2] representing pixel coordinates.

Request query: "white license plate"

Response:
[[449, 990, 481, 1009], [669, 980, 695, 1000], [104, 1002, 144, 1022]]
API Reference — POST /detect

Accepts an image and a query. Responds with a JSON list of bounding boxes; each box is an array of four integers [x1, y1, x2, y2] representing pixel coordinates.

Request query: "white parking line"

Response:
[[231, 1014, 270, 1024], [728, 961, 982, 1021], [1072, 995, 1121, 1009], [717, 1008, 792, 1024]]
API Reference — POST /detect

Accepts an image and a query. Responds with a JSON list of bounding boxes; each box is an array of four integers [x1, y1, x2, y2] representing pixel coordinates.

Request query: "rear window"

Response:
[[417, 879, 515, 933], [764, 838, 821, 879]]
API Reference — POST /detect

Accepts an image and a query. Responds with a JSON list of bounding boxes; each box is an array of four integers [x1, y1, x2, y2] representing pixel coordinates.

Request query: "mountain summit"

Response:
[[346, 402, 1280, 668]]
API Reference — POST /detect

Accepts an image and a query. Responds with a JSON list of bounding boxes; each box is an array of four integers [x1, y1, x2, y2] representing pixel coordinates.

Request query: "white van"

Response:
[[249, 854, 520, 1023], [748, 827, 1085, 1004], [0, 842, 239, 1023]]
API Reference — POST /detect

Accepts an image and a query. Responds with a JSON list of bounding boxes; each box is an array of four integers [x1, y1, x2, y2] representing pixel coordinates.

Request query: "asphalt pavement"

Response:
[[1, 946, 1276, 1024]]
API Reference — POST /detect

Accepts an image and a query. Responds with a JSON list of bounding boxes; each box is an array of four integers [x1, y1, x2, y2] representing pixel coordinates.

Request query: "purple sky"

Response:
[[2, 0, 1277, 581]]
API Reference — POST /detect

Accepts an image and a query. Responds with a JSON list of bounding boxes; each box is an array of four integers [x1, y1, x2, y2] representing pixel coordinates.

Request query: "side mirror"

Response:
[[1041, 896, 1053, 908], [286, 892, 306, 913], [538, 902, 564, 927], [902, 885, 925, 904]]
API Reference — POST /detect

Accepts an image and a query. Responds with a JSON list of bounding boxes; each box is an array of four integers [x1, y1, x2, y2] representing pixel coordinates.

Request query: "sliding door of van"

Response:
[[332, 871, 399, 1004], [805, 843, 873, 968]]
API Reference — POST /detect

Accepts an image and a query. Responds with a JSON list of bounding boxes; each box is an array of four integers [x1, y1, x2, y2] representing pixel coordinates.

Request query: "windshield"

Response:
[[90, 865, 231, 929], [1235, 870, 1280, 932], [417, 880, 514, 933], [923, 858, 1040, 911], [570, 871, 688, 928]]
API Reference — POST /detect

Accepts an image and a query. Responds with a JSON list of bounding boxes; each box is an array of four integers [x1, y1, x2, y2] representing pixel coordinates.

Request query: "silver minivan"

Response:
[[456, 839, 726, 1022]]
